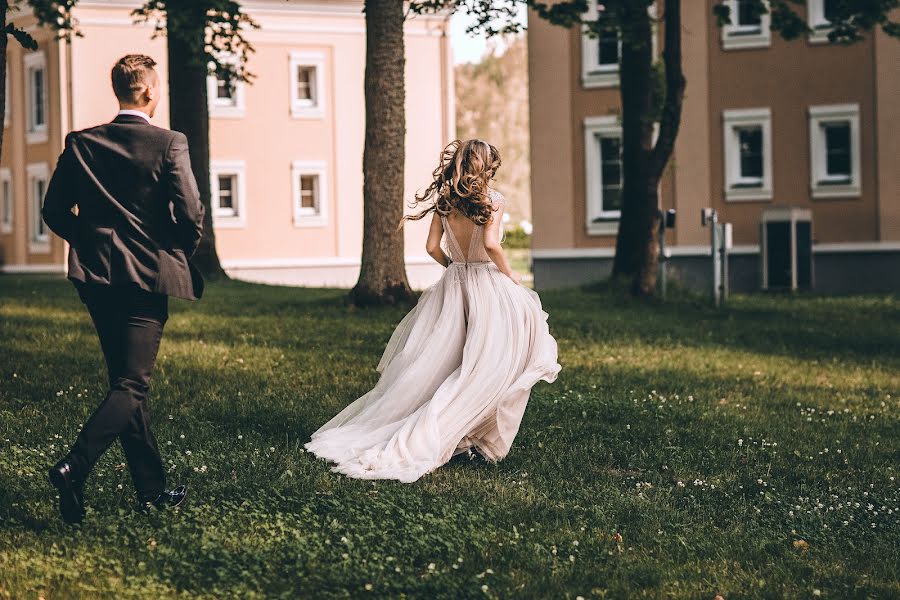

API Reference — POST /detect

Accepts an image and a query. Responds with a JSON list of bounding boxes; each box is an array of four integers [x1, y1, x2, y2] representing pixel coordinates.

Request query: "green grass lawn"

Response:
[[1, 275, 898, 599]]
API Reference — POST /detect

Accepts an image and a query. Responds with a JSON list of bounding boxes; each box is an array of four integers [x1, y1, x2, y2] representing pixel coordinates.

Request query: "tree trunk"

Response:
[[166, 4, 226, 280], [350, 0, 414, 306], [611, 0, 685, 297], [611, 2, 657, 294], [0, 2, 8, 165]]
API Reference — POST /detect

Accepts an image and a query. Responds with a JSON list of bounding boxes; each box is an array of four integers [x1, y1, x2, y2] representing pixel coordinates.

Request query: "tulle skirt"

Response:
[[304, 262, 561, 483]]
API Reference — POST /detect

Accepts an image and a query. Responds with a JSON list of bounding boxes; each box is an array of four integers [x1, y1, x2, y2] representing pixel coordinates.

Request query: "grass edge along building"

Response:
[[1, 0, 453, 289], [527, 0, 900, 294]]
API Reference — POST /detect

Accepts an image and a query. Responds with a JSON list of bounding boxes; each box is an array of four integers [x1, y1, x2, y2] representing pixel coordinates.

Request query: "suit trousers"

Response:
[[67, 283, 169, 502]]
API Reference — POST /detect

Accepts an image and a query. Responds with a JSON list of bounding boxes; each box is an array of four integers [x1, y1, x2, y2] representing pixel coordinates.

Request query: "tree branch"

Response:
[[649, 0, 685, 180]]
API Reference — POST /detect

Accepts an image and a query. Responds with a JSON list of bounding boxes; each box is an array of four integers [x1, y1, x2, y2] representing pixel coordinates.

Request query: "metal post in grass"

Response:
[[658, 209, 677, 300], [702, 208, 731, 308]]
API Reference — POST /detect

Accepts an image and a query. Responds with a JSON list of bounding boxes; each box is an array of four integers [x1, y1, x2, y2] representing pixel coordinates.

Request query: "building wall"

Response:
[[528, 1, 899, 293], [2, 0, 452, 289], [1, 26, 68, 271], [874, 19, 900, 242], [705, 0, 878, 246], [529, 3, 675, 254], [527, 7, 576, 253]]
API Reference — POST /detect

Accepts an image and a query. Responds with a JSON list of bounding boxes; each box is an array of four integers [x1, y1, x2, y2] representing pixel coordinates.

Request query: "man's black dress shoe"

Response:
[[48, 460, 85, 524], [137, 485, 187, 514]]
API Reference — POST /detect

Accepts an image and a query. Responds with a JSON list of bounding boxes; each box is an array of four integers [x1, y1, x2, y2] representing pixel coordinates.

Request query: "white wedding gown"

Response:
[[304, 191, 561, 482]]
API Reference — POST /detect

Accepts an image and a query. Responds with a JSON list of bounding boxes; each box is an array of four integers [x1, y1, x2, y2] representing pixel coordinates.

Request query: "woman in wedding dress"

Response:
[[304, 139, 560, 482]]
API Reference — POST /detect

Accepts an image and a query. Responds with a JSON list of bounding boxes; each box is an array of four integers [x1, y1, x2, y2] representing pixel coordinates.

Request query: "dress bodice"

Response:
[[441, 189, 504, 264]]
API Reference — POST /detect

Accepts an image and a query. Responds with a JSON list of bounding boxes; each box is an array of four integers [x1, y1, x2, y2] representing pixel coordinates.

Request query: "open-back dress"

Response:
[[304, 190, 560, 482]]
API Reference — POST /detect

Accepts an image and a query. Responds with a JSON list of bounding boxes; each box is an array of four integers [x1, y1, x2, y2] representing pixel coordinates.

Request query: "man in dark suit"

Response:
[[42, 54, 204, 524]]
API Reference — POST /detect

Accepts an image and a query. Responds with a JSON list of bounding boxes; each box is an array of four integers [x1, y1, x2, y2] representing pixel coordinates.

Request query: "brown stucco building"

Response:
[[528, 1, 900, 293]]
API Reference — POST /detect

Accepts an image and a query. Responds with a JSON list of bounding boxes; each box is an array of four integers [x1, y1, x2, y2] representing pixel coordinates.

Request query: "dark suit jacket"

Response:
[[42, 114, 205, 300]]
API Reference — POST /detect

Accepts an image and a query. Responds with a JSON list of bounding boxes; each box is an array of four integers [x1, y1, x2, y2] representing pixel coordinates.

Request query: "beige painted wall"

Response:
[[706, 0, 879, 245], [528, 0, 892, 253], [3, 1, 452, 286], [874, 16, 900, 241], [527, 7, 575, 251], [672, 0, 712, 246], [2, 28, 67, 268]]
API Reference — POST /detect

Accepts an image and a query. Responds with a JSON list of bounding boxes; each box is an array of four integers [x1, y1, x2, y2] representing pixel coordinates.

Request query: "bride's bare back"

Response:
[[442, 189, 504, 264]]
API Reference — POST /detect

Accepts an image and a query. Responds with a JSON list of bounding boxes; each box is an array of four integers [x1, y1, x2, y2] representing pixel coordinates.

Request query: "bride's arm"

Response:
[[425, 212, 450, 267], [483, 201, 521, 284]]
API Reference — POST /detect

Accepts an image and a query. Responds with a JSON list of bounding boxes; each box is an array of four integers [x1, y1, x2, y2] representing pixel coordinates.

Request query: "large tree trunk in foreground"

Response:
[[612, 0, 685, 296], [166, 3, 226, 280], [350, 0, 414, 306]]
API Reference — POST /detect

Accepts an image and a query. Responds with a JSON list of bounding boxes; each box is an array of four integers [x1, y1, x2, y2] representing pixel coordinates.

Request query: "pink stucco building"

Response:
[[1, 0, 454, 288]]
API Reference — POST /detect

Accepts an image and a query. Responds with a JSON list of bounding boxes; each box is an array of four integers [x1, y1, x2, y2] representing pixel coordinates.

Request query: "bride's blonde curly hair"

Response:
[[402, 139, 501, 227]]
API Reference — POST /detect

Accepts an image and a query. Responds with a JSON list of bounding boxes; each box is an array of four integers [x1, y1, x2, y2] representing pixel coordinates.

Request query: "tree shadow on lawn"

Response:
[[544, 287, 900, 369], [4, 276, 899, 370]]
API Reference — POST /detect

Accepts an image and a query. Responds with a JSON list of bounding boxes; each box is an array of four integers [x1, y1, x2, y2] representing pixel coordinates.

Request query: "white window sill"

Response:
[[291, 104, 324, 119], [294, 215, 327, 228], [586, 220, 619, 236], [722, 32, 771, 50], [26, 129, 49, 145], [725, 187, 773, 202], [811, 183, 861, 199], [210, 105, 246, 119], [582, 68, 620, 89], [29, 241, 51, 254], [808, 25, 833, 44], [213, 216, 247, 229], [1, 224, 13, 234]]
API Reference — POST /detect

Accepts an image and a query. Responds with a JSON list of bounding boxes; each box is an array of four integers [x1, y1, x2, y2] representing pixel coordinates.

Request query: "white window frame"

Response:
[[720, 0, 771, 50], [808, 103, 861, 199], [289, 51, 325, 119], [26, 162, 50, 252], [581, 3, 658, 89], [584, 116, 622, 235], [0, 168, 12, 234], [807, 0, 835, 44], [210, 160, 247, 228], [291, 160, 328, 228], [207, 57, 246, 119], [24, 51, 48, 145], [722, 107, 773, 202], [581, 1, 621, 89]]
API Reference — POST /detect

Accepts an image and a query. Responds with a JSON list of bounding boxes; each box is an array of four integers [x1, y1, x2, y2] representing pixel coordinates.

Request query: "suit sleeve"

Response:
[[42, 133, 80, 243], [164, 132, 204, 257]]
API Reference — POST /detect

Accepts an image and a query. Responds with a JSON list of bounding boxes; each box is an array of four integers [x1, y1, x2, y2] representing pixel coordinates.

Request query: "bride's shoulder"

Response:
[[487, 187, 506, 206]]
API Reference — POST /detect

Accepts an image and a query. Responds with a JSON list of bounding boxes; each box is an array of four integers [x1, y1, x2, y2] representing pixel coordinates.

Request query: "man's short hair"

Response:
[[111, 54, 158, 104]]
